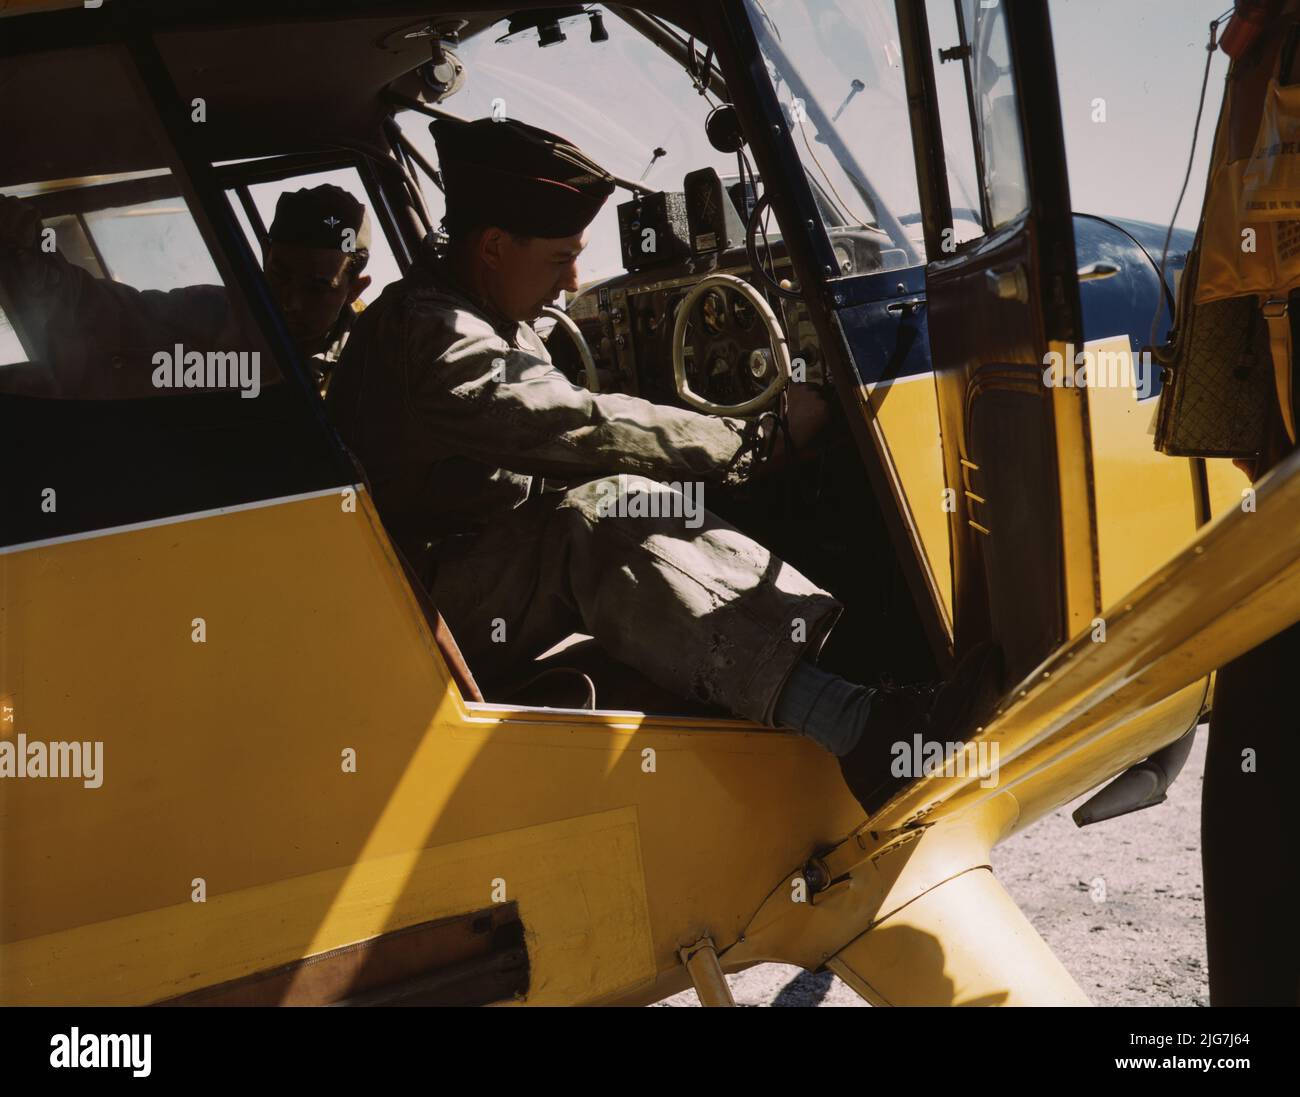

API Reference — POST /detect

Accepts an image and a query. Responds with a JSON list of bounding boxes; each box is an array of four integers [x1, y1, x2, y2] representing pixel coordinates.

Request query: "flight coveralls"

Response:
[[0, 245, 246, 399], [326, 250, 842, 724], [0, 247, 365, 397]]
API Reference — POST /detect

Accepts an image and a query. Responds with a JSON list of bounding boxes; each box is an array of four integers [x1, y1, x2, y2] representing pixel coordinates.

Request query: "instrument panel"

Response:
[[550, 168, 901, 411], [558, 256, 825, 410]]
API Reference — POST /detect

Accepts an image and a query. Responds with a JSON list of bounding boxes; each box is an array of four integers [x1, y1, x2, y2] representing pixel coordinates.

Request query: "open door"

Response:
[[714, 0, 1092, 680], [900, 0, 1092, 681]]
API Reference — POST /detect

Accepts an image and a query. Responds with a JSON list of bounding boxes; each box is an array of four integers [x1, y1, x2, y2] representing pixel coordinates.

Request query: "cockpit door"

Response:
[[713, 0, 1088, 679], [899, 0, 1091, 681]]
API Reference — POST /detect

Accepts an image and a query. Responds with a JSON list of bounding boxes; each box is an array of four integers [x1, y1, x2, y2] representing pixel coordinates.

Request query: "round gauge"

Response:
[[747, 349, 773, 381], [701, 290, 728, 334], [731, 296, 756, 331]]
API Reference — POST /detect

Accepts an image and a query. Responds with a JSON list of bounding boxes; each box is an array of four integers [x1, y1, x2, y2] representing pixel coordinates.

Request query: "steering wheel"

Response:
[[671, 273, 791, 416], [541, 305, 599, 392]]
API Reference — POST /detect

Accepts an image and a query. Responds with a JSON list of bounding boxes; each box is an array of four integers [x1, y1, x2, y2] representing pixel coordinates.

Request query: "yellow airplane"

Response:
[[0, 0, 1288, 1006]]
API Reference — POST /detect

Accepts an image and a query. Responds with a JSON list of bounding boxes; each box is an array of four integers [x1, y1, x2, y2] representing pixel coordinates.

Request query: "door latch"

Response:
[[1076, 261, 1120, 283], [985, 265, 1029, 304]]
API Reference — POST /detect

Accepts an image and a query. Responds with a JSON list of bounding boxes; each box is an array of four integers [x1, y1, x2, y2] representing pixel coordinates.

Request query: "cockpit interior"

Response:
[[0, 2, 944, 708]]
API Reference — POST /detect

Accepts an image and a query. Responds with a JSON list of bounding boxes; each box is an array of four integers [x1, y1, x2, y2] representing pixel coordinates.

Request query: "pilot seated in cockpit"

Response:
[[325, 115, 1000, 814]]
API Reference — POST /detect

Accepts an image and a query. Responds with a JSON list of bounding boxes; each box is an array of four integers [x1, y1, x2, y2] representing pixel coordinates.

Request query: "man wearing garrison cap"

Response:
[[326, 117, 999, 814], [0, 184, 370, 396], [263, 184, 372, 383]]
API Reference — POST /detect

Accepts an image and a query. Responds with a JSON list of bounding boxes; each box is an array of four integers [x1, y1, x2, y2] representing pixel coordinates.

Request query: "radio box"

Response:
[[617, 191, 690, 272]]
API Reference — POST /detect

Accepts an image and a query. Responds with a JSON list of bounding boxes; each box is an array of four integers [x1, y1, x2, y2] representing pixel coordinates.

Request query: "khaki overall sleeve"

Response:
[[1, 241, 241, 397], [400, 297, 757, 484]]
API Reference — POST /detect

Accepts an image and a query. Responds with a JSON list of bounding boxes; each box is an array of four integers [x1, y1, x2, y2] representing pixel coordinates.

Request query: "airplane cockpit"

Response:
[[0, 0, 1003, 704], [376, 3, 968, 691]]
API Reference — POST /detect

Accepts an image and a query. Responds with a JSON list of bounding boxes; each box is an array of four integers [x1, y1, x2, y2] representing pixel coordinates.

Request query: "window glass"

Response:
[[83, 197, 221, 290], [0, 308, 22, 367], [2, 210, 106, 364], [0, 45, 344, 548], [959, 0, 1030, 229], [43, 215, 107, 280], [244, 166, 403, 305], [0, 46, 273, 402], [743, 0, 925, 261], [926, 0, 987, 248], [0, 168, 270, 398], [395, 12, 742, 284]]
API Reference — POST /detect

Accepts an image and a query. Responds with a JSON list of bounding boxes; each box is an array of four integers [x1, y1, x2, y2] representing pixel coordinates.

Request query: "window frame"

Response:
[[214, 150, 420, 275]]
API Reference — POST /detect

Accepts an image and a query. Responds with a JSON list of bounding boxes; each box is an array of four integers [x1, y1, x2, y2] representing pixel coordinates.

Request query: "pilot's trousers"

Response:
[[430, 475, 843, 724], [1202, 617, 1300, 1005]]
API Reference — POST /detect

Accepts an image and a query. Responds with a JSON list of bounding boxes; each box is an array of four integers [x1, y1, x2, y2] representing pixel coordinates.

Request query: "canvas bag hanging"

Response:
[[1180, 14, 1300, 447]]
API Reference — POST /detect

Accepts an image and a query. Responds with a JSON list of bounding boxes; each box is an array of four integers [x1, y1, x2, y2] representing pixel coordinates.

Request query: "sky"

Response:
[[1048, 0, 1231, 228]]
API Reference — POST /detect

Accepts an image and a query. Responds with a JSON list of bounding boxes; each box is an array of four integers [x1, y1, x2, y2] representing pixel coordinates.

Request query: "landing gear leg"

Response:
[[827, 867, 1090, 1006], [678, 936, 737, 1007]]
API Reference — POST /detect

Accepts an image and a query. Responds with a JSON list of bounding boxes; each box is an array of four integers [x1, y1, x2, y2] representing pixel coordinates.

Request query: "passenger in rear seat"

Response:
[[0, 185, 369, 397], [326, 116, 1002, 816]]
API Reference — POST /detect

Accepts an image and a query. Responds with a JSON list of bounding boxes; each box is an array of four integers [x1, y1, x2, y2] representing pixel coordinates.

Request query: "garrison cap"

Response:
[[431, 116, 617, 238], [268, 184, 371, 254]]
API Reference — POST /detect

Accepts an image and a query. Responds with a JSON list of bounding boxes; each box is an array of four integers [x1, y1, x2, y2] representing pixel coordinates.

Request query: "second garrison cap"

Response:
[[431, 116, 617, 238], [268, 184, 371, 254]]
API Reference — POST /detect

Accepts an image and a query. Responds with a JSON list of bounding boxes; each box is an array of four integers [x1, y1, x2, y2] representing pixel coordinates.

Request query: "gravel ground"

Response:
[[657, 726, 1209, 1007]]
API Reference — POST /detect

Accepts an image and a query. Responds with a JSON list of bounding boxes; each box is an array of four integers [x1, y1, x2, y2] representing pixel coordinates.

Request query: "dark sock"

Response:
[[773, 659, 874, 757]]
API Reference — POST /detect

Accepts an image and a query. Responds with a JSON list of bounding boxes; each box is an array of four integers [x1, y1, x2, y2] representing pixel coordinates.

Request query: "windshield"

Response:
[[744, 0, 985, 262], [397, 10, 741, 283]]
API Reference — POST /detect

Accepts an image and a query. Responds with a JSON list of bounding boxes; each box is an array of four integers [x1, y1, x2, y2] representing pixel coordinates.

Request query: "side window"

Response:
[[228, 166, 404, 306], [34, 214, 106, 279], [957, 0, 1030, 230], [926, 0, 987, 249], [0, 307, 22, 367], [0, 175, 223, 368], [0, 46, 345, 550], [1, 171, 266, 398], [84, 195, 222, 290]]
